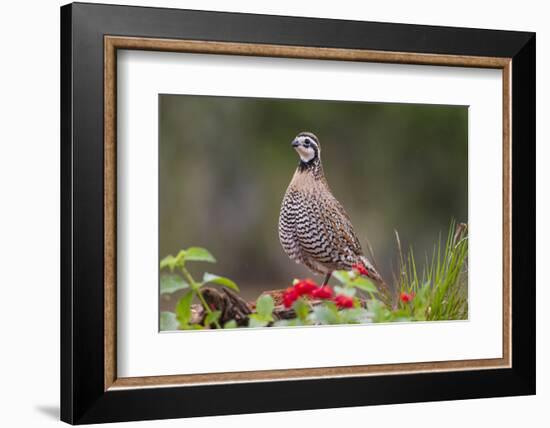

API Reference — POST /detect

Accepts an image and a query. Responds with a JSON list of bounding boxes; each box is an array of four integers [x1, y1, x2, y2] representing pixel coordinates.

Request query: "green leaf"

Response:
[[273, 318, 306, 327], [160, 250, 189, 271], [332, 270, 353, 284], [159, 311, 179, 331], [181, 323, 204, 330], [160, 274, 189, 294], [351, 277, 377, 293], [175, 249, 187, 264], [393, 316, 413, 322], [288, 318, 306, 326], [255, 295, 275, 321], [175, 291, 194, 327], [202, 272, 239, 292], [339, 308, 372, 324], [368, 299, 391, 323], [184, 247, 216, 263], [204, 310, 221, 327], [334, 285, 356, 297], [272, 319, 291, 328], [312, 302, 341, 325], [160, 255, 179, 272], [248, 315, 269, 328], [224, 320, 238, 329], [292, 298, 310, 322]]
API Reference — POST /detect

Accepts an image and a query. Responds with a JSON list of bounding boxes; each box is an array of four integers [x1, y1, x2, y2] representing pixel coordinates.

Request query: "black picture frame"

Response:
[[61, 2, 535, 424]]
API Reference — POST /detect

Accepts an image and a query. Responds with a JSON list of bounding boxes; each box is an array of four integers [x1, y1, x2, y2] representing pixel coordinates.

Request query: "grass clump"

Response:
[[389, 221, 468, 322]]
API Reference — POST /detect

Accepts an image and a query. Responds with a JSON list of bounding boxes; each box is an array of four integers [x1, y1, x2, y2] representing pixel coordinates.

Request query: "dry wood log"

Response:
[[191, 287, 252, 326]]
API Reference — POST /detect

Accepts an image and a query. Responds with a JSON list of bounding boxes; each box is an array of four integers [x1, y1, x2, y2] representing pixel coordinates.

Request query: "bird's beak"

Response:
[[291, 139, 300, 148]]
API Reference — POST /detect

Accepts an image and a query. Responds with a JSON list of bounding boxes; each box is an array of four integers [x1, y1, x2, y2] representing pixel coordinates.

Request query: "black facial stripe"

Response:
[[302, 137, 318, 149], [297, 132, 319, 146]]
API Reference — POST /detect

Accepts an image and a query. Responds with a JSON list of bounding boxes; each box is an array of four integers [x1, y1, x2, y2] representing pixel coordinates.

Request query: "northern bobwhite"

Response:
[[278, 131, 383, 287]]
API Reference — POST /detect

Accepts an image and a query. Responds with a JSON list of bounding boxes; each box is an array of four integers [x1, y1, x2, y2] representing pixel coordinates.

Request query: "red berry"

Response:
[[294, 278, 319, 296], [283, 287, 299, 308], [400, 291, 415, 303], [312, 285, 334, 299], [333, 294, 354, 309]]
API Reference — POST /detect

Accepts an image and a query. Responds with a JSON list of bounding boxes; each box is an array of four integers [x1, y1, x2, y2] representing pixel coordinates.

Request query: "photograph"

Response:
[[158, 94, 469, 331], [55, 2, 536, 424]]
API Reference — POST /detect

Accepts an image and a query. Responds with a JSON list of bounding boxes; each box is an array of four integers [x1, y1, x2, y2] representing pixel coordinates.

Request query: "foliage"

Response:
[[248, 294, 275, 327], [160, 222, 468, 330], [390, 220, 469, 322], [159, 246, 239, 330]]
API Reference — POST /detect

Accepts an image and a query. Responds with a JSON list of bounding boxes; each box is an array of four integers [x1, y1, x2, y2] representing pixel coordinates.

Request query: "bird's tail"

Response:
[[359, 255, 383, 282], [359, 256, 395, 308]]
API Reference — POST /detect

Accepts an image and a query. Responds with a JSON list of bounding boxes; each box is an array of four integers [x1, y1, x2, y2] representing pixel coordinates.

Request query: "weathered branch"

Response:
[[192, 287, 369, 327]]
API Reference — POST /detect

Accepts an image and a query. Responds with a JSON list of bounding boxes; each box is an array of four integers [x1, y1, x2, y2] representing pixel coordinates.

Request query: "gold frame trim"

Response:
[[104, 36, 512, 391]]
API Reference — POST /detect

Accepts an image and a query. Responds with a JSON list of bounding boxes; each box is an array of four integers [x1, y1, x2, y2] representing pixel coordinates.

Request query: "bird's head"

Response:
[[291, 132, 320, 164]]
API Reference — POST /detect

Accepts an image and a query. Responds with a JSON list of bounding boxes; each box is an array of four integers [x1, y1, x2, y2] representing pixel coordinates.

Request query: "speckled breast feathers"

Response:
[[278, 132, 368, 276]]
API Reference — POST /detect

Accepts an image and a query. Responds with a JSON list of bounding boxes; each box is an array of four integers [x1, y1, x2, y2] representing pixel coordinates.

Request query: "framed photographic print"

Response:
[[60, 2, 535, 424]]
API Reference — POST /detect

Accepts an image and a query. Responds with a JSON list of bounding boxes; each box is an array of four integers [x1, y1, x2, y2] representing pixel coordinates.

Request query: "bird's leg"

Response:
[[322, 272, 332, 287]]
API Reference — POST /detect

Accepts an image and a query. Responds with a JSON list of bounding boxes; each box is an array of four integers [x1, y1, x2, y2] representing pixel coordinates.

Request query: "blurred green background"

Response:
[[159, 94, 468, 300]]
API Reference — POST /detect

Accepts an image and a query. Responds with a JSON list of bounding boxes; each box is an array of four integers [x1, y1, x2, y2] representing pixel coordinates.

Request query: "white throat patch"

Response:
[[295, 146, 315, 163]]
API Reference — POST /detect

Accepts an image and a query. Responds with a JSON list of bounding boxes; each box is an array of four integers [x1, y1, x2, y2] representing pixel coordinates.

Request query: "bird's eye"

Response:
[[304, 139, 311, 147]]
